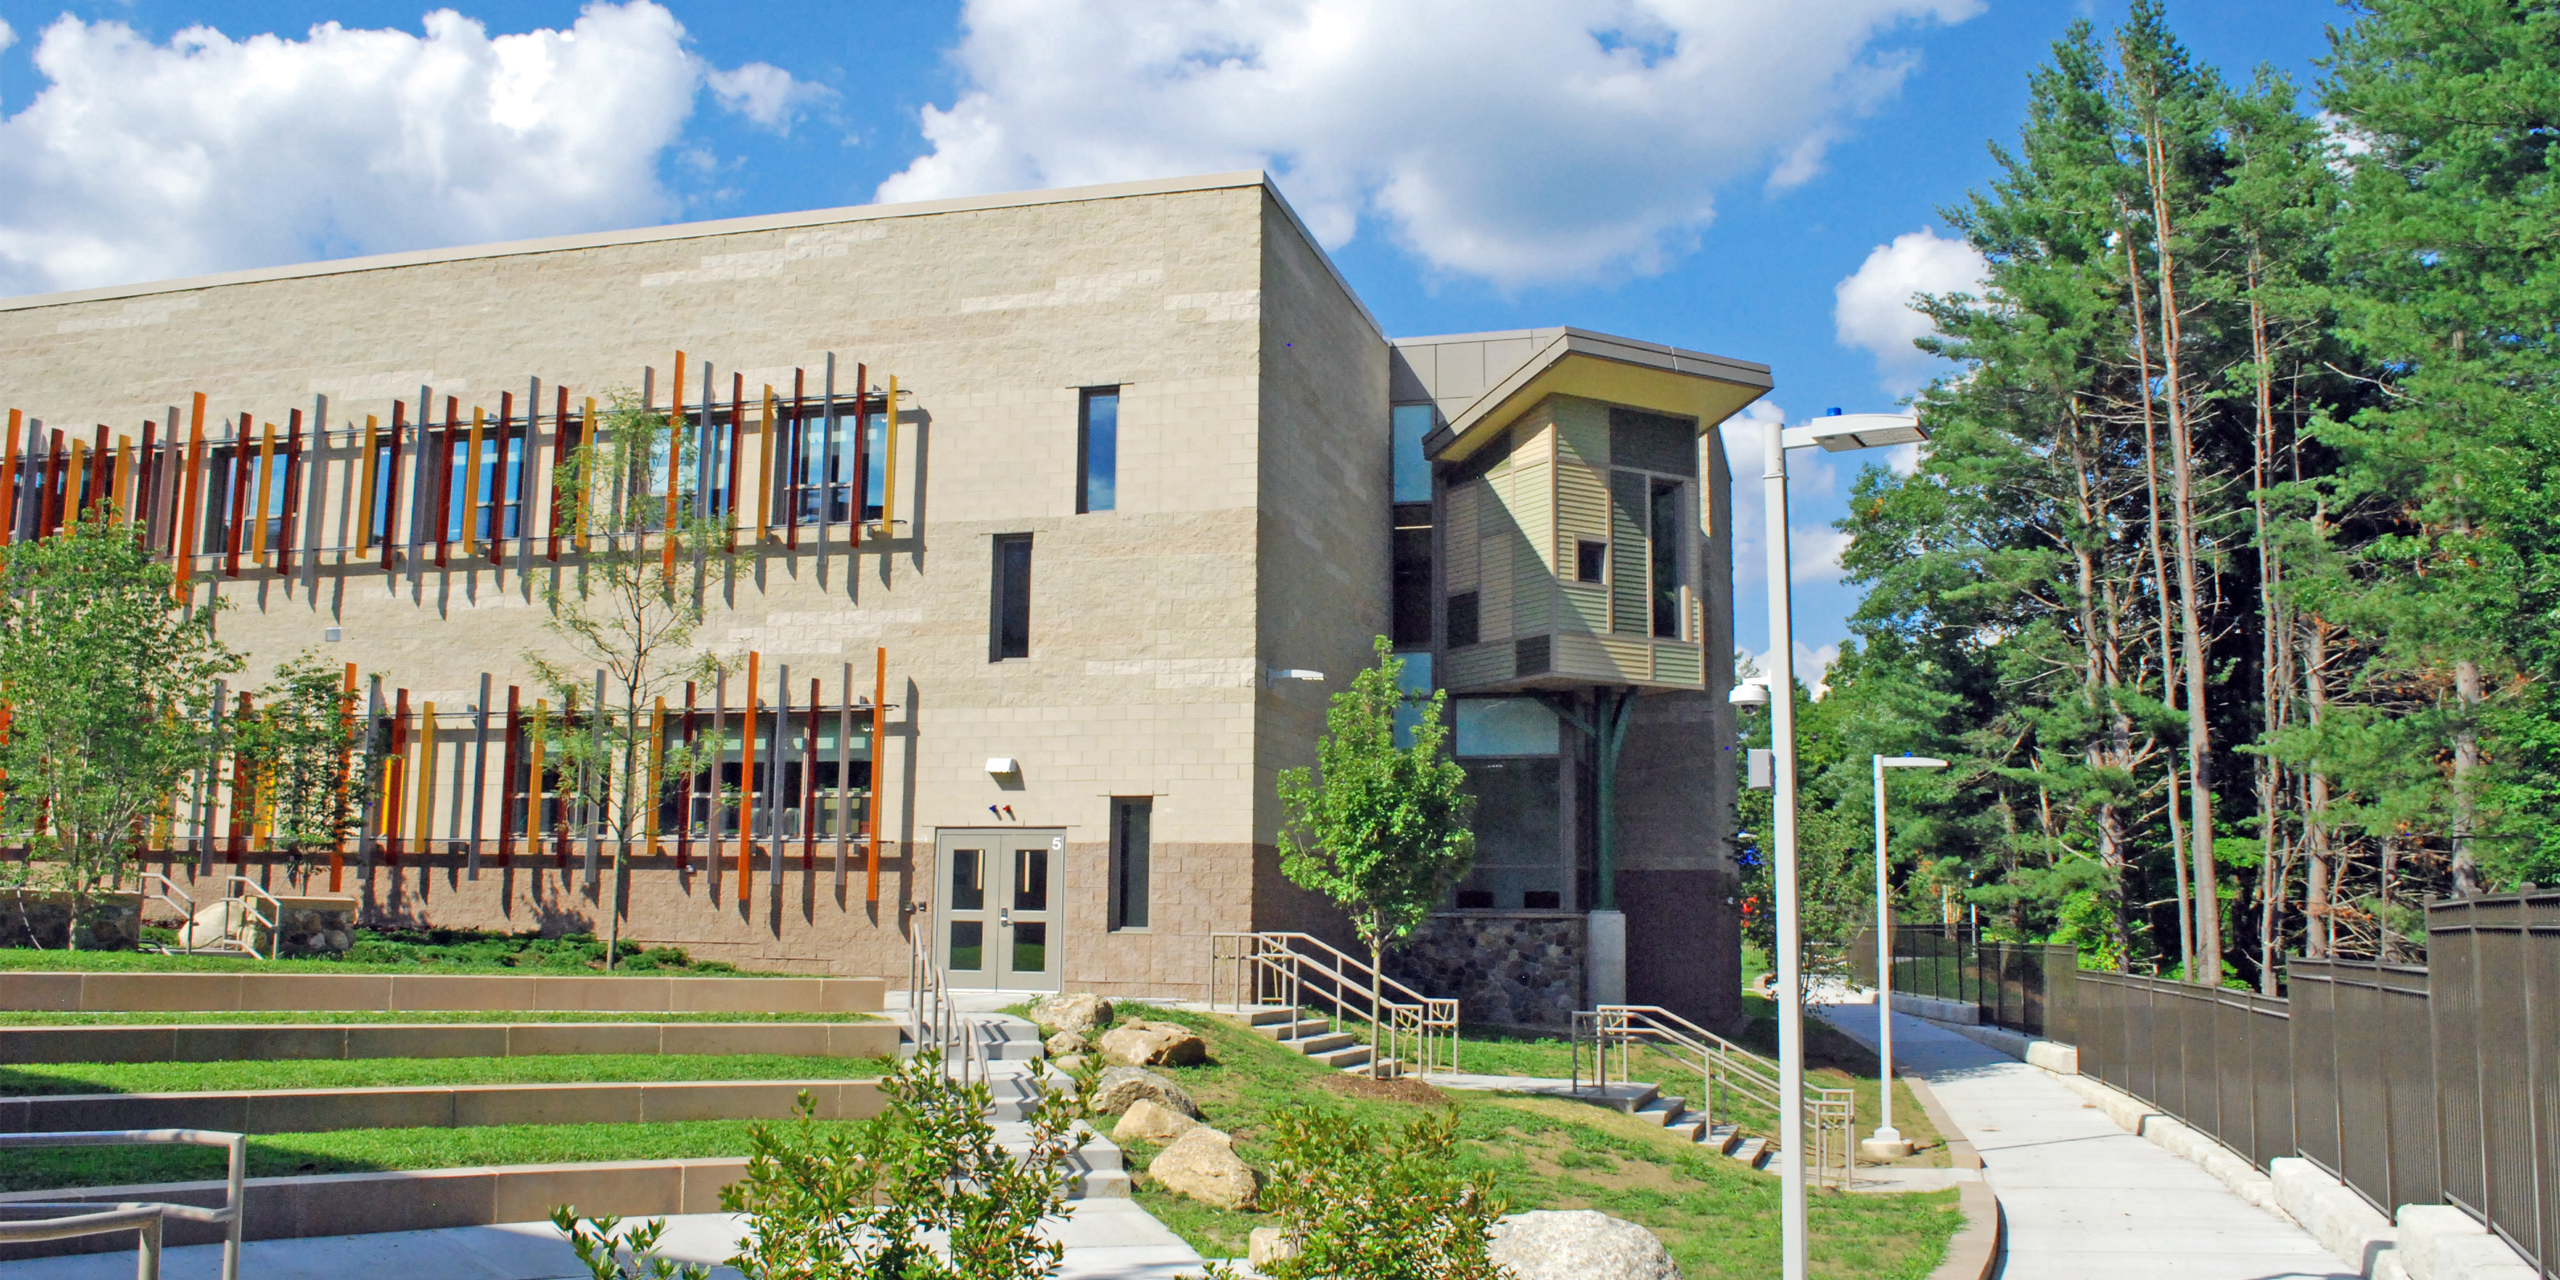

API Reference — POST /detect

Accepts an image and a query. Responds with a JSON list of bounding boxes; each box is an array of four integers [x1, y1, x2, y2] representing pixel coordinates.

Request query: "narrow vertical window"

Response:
[[1078, 388, 1119, 513], [1650, 479, 1682, 639], [990, 534, 1033, 661], [1109, 797, 1152, 930], [1391, 404, 1434, 503]]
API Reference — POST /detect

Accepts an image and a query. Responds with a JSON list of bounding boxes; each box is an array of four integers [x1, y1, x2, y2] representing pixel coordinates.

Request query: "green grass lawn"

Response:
[[0, 927, 778, 976], [0, 1009, 876, 1026], [0, 1053, 896, 1098], [1113, 1006, 1962, 1279], [0, 1116, 862, 1193]]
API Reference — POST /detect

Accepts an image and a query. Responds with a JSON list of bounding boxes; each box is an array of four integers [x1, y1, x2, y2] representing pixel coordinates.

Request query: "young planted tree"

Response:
[[0, 510, 238, 947], [529, 390, 727, 968], [236, 651, 370, 885], [1275, 636, 1476, 998]]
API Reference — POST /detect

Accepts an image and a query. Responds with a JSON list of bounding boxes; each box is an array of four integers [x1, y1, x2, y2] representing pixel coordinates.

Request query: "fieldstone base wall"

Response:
[[1, 891, 141, 950], [1388, 911, 1586, 1031], [272, 898, 358, 957]]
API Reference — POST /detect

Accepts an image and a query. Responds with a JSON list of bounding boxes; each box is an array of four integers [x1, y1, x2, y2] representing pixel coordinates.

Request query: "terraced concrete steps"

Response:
[[1241, 1005, 1383, 1075], [897, 1013, 1045, 1062], [1584, 1079, 1774, 1170]]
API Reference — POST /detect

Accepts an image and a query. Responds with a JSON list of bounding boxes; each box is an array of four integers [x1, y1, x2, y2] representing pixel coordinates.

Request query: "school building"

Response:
[[0, 172, 1762, 1029]]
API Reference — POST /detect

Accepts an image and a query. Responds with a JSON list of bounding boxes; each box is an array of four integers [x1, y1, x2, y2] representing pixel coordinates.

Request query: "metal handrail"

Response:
[[1571, 1004, 1855, 1190], [1208, 932, 1457, 1078], [143, 875, 281, 960], [905, 902, 981, 1088], [0, 1128, 246, 1280]]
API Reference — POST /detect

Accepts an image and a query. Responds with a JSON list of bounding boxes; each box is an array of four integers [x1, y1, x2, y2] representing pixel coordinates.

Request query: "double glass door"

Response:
[[934, 829, 1062, 991]]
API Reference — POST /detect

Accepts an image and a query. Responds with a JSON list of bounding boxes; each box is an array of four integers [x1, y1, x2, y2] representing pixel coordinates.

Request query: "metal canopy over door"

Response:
[[934, 828, 1063, 991]]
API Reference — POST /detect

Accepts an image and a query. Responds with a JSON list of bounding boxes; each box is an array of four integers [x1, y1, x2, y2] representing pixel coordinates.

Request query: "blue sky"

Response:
[[0, 0, 2346, 674]]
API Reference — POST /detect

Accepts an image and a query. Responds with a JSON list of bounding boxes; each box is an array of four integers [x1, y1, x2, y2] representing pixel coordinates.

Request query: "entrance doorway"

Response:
[[933, 829, 1063, 991]]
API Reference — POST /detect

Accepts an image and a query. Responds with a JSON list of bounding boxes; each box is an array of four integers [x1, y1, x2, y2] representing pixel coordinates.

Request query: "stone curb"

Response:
[[1896, 1071, 2000, 1280], [0, 1077, 888, 1135], [0, 1019, 901, 1065], [0, 972, 889, 1015], [2041, 1069, 2290, 1217]]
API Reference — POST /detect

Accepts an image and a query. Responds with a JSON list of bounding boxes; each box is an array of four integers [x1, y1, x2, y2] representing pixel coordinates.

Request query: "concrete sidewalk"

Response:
[[0, 1199, 1205, 1280], [1817, 997, 2357, 1280]]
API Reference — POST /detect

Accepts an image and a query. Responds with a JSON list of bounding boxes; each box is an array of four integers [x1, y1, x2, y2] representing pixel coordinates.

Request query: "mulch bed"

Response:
[[1319, 1074, 1452, 1106]]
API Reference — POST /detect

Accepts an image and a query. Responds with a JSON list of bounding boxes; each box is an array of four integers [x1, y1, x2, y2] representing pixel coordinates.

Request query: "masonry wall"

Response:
[[0, 180, 1331, 989]]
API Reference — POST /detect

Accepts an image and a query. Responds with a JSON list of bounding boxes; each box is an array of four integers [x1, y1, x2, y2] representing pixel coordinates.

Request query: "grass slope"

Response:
[[0, 1054, 895, 1098], [0, 1117, 863, 1193], [1111, 1007, 1961, 1279]]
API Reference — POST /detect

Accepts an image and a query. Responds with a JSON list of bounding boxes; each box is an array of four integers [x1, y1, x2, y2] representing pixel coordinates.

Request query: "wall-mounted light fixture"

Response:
[[985, 757, 1018, 776], [1265, 668, 1326, 688]]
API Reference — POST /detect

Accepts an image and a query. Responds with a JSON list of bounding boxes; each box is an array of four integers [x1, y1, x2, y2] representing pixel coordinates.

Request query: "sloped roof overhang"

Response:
[[1421, 328, 1772, 464]]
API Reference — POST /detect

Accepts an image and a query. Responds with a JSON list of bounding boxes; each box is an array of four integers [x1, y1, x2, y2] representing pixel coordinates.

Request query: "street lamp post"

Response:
[[1865, 752, 1948, 1161], [1746, 411, 1927, 1280]]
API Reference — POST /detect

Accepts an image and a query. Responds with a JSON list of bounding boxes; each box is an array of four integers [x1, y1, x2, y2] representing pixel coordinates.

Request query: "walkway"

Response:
[[1816, 998, 2355, 1280], [1, 1199, 1204, 1280]]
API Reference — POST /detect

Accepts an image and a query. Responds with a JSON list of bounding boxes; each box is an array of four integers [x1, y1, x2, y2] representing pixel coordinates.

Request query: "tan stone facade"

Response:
[[0, 173, 1749, 1021]]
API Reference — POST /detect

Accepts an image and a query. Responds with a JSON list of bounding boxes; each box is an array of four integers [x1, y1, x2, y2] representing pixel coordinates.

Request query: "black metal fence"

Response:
[[1866, 891, 2560, 1279]]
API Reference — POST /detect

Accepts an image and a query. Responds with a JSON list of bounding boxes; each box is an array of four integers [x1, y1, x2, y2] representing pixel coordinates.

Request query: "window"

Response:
[[990, 534, 1033, 660], [1651, 479, 1682, 639], [1392, 526, 1434, 647], [1446, 591, 1479, 647], [1078, 389, 1119, 513], [1391, 404, 1435, 503], [1109, 797, 1152, 931], [1576, 539, 1607, 584]]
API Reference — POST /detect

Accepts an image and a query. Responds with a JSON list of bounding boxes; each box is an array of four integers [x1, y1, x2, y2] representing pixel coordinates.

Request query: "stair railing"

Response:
[[1571, 1004, 1854, 1189], [905, 902, 981, 1088], [1209, 931, 1457, 1078], [142, 874, 280, 960], [0, 1128, 246, 1280]]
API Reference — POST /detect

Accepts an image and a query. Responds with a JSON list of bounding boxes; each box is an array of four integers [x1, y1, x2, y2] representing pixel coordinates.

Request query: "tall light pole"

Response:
[[1866, 752, 1947, 1161], [1739, 410, 1927, 1280]]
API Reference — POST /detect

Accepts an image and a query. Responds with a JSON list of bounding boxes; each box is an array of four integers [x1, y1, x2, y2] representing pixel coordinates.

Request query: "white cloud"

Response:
[[0, 19, 16, 56], [1833, 226, 1986, 393], [707, 61, 826, 133], [0, 3, 818, 296], [1741, 641, 1844, 698], [879, 0, 1983, 287]]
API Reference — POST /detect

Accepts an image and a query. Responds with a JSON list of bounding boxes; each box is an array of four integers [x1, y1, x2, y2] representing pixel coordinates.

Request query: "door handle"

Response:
[[999, 909, 1012, 928]]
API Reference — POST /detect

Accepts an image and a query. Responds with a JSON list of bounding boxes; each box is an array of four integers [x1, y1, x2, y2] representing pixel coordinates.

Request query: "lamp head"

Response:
[[1877, 755, 1950, 770], [1780, 412, 1927, 452]]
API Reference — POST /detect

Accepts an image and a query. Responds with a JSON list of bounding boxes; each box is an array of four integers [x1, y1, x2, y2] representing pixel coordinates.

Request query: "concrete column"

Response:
[[1587, 908, 1626, 1007]]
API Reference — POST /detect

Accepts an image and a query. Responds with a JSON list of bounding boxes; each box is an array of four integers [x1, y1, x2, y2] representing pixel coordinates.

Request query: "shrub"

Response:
[[720, 1051, 1099, 1280], [1257, 1108, 1510, 1280]]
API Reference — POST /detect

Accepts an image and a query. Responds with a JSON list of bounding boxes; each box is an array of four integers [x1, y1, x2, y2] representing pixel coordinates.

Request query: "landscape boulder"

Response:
[[1098, 1020, 1208, 1068], [1147, 1127, 1258, 1210], [1028, 992, 1114, 1038], [1045, 1030, 1087, 1058], [1112, 1098, 1201, 1144], [1093, 1067, 1201, 1118], [1488, 1211, 1679, 1280], [1248, 1228, 1301, 1268]]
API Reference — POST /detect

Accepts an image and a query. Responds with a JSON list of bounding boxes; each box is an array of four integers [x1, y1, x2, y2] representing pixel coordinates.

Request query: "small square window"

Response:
[[1524, 890, 1562, 910], [1447, 591, 1480, 648], [1455, 889, 1495, 910], [1576, 540, 1607, 583]]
